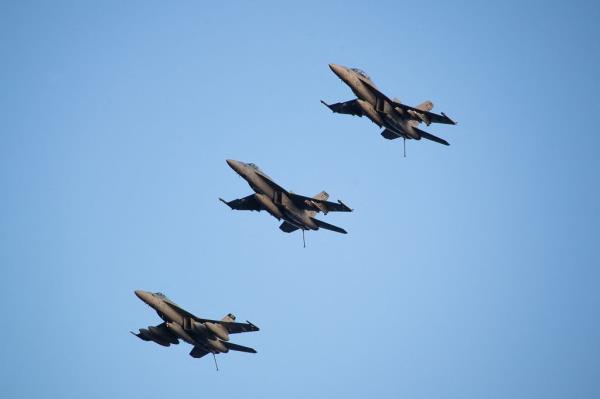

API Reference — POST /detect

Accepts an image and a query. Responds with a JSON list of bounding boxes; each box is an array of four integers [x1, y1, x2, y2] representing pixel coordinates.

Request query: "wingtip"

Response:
[[219, 198, 232, 209], [441, 112, 458, 125], [337, 199, 353, 212], [320, 100, 333, 111], [246, 320, 260, 331]]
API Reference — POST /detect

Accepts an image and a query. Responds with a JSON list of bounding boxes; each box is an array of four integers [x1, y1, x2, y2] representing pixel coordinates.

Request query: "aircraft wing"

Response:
[[392, 101, 457, 125], [163, 301, 202, 321], [163, 302, 260, 334], [222, 341, 257, 353], [321, 99, 363, 117], [204, 320, 260, 334], [311, 217, 347, 234], [130, 322, 179, 346], [288, 193, 352, 214], [219, 194, 261, 211], [253, 170, 289, 195], [413, 127, 450, 146], [359, 78, 456, 125]]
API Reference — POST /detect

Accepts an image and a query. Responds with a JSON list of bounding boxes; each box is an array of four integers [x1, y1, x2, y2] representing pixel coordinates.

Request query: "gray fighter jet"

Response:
[[131, 290, 259, 368], [220, 159, 352, 243], [322, 64, 457, 154]]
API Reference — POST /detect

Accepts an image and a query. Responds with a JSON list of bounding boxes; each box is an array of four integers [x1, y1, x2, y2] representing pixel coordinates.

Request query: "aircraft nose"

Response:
[[134, 290, 151, 303], [329, 63, 344, 77], [226, 159, 244, 174]]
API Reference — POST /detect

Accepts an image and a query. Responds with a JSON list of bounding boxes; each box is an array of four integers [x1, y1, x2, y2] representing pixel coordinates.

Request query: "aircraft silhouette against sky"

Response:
[[220, 159, 352, 246], [322, 64, 458, 156], [131, 290, 259, 370]]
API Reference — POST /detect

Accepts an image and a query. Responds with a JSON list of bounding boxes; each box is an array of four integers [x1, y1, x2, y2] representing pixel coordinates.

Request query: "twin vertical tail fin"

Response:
[[409, 101, 434, 127], [415, 100, 434, 112], [221, 313, 236, 322], [308, 191, 329, 217], [312, 191, 329, 201]]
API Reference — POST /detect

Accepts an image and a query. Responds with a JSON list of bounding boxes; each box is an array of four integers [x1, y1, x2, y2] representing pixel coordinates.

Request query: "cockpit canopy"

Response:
[[351, 68, 370, 80], [154, 292, 166, 298], [246, 162, 273, 181]]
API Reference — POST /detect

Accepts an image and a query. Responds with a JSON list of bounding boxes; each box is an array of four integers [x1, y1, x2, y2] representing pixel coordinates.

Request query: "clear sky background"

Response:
[[1, 1, 599, 398]]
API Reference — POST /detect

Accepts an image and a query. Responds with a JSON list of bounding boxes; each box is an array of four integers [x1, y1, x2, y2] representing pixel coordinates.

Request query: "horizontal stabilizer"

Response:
[[279, 221, 299, 233], [311, 217, 347, 234], [131, 331, 149, 341], [189, 346, 210, 359], [222, 341, 257, 353], [381, 128, 400, 140], [414, 127, 450, 146]]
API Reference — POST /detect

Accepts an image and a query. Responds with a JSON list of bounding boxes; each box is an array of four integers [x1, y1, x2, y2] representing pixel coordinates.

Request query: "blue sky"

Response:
[[1, 1, 599, 398]]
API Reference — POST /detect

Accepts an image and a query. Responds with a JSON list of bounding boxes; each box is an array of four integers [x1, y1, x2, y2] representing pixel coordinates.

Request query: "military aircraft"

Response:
[[220, 159, 352, 245], [322, 63, 457, 155], [131, 290, 259, 369]]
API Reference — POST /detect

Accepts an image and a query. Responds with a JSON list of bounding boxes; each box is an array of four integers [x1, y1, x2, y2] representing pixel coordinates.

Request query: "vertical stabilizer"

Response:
[[221, 313, 236, 322], [312, 191, 329, 201], [415, 100, 434, 112]]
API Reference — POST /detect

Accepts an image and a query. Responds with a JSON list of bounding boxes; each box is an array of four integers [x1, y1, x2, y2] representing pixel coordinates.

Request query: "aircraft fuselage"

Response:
[[328, 64, 419, 140], [225, 160, 318, 230]]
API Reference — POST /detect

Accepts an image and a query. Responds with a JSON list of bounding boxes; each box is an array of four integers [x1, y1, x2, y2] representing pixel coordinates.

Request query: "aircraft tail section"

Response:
[[221, 313, 236, 322], [222, 341, 257, 353], [381, 128, 401, 140], [413, 127, 450, 146], [312, 191, 329, 201], [189, 346, 209, 359], [311, 217, 347, 234], [415, 100, 434, 112], [307, 191, 330, 217], [279, 221, 300, 233]]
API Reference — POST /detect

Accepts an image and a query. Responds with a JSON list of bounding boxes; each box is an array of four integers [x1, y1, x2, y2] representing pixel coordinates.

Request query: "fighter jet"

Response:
[[322, 64, 457, 154], [220, 159, 352, 244], [131, 290, 259, 368]]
